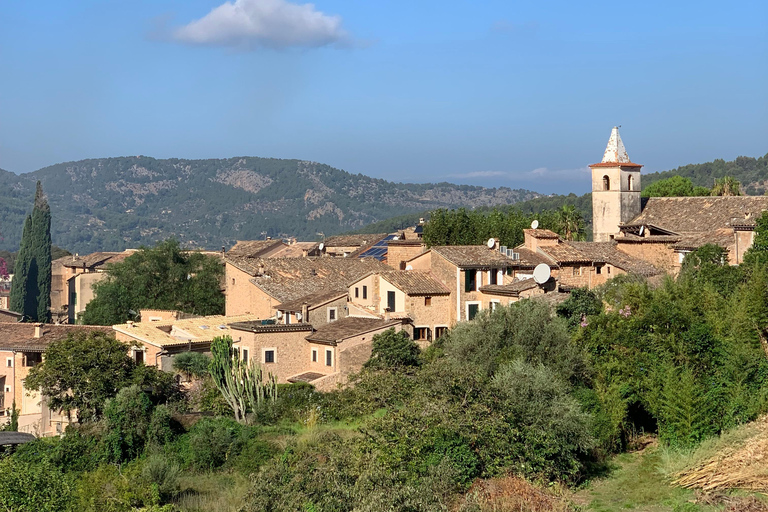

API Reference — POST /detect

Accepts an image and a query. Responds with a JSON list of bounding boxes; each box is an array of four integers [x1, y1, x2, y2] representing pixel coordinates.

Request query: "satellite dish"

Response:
[[318, 243, 324, 251], [639, 226, 645, 236], [487, 238, 495, 249], [533, 264, 551, 284], [276, 311, 283, 319], [393, 236, 399, 241], [296, 312, 303, 321], [531, 220, 539, 230], [405, 265, 413, 271]]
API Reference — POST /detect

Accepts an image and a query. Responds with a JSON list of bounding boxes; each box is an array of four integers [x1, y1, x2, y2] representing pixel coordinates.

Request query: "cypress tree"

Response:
[[32, 182, 52, 322], [8, 182, 52, 321], [9, 215, 32, 316]]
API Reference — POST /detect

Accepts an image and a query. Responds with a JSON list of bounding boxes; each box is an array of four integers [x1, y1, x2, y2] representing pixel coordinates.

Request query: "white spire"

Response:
[[601, 126, 631, 163]]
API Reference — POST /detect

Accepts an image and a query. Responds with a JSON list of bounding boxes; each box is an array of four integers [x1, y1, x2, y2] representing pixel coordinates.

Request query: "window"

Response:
[[5, 358, 12, 368], [464, 270, 477, 292], [628, 175, 634, 190], [4, 386, 10, 393], [325, 349, 333, 367], [232, 278, 235, 285], [414, 327, 431, 341], [596, 265, 602, 275], [424, 296, 432, 307], [362, 286, 368, 299], [466, 302, 481, 321], [264, 350, 275, 364], [24, 352, 42, 367], [328, 307, 337, 322], [242, 349, 249, 362], [312, 349, 318, 362], [490, 300, 500, 312], [355, 287, 359, 298], [387, 291, 396, 312], [134, 350, 144, 365], [435, 327, 448, 339], [603, 175, 610, 191], [607, 266, 611, 274], [490, 270, 498, 285]]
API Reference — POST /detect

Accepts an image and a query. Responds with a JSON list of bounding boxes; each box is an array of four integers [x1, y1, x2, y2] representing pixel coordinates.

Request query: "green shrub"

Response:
[[147, 405, 177, 447], [364, 328, 421, 369], [184, 416, 247, 470], [73, 462, 162, 512], [228, 436, 278, 474], [0, 457, 72, 512], [141, 453, 180, 499], [102, 385, 154, 463]]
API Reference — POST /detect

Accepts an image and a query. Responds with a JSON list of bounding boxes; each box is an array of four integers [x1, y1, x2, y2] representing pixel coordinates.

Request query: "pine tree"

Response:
[[8, 182, 52, 321]]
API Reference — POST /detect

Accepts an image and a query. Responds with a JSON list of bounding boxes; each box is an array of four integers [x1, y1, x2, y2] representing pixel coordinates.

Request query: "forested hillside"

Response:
[[0, 158, 539, 253]]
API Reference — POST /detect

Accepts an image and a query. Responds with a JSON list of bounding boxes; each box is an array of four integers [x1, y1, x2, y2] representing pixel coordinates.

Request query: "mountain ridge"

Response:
[[0, 156, 539, 253]]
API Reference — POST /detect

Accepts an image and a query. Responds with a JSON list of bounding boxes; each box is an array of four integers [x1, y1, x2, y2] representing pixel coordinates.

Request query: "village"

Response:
[[2, 127, 766, 437]]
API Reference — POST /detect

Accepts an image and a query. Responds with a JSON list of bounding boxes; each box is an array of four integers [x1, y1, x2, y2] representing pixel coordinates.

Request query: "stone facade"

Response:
[[225, 262, 276, 318]]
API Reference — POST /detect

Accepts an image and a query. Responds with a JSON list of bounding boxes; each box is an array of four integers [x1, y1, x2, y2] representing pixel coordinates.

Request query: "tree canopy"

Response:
[[641, 176, 711, 198], [81, 239, 224, 325]]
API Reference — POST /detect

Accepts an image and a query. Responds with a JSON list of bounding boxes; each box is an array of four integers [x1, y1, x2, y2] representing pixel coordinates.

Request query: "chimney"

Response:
[[384, 307, 391, 322], [302, 248, 308, 258], [34, 323, 43, 338], [221, 246, 226, 254], [524, 230, 538, 251], [257, 263, 265, 275], [301, 302, 309, 323]]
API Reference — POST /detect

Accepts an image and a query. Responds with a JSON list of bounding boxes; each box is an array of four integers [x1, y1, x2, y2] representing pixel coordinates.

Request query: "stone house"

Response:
[[0, 323, 112, 436], [272, 290, 349, 328], [347, 270, 451, 344], [405, 243, 555, 325], [320, 234, 388, 258], [230, 317, 407, 392], [224, 255, 389, 318], [113, 313, 262, 370]]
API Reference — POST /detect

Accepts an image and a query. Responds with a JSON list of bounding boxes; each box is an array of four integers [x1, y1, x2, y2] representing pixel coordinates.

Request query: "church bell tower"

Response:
[[590, 127, 643, 242]]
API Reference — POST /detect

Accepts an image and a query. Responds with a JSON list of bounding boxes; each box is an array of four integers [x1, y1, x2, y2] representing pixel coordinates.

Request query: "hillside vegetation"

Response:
[[0, 158, 537, 253]]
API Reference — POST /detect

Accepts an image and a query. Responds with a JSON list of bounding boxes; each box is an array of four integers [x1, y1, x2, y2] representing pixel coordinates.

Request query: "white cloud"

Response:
[[173, 0, 348, 49], [448, 170, 508, 179]]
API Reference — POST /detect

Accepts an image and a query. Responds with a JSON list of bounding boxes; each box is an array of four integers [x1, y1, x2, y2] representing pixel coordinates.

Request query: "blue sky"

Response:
[[0, 0, 766, 194]]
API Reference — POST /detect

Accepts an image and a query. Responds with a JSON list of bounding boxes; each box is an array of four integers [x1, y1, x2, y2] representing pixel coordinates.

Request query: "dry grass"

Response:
[[174, 472, 250, 512], [456, 476, 574, 512], [674, 416, 768, 493]]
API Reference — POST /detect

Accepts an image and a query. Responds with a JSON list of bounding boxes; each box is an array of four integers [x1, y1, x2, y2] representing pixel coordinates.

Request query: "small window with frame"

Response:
[[312, 348, 318, 363], [264, 349, 275, 364], [424, 296, 432, 307], [362, 286, 368, 299], [6, 358, 12, 368], [325, 349, 333, 367], [328, 307, 337, 322], [355, 287, 359, 298]]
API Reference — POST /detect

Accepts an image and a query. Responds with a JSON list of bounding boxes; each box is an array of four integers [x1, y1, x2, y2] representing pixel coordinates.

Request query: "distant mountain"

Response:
[[0, 157, 539, 253]]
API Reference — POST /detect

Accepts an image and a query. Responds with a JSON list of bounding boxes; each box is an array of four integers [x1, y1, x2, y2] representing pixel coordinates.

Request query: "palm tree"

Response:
[[555, 205, 586, 241], [711, 176, 741, 196]]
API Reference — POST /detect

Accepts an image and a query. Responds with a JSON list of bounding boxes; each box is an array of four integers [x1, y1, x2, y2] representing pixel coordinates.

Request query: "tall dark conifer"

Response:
[[32, 182, 52, 322], [8, 182, 52, 321], [9, 216, 32, 316]]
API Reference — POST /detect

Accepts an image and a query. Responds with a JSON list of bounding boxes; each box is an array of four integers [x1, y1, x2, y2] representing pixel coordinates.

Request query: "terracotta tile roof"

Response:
[[523, 228, 560, 239], [287, 372, 326, 384], [57, 250, 135, 269], [273, 290, 348, 312], [538, 243, 593, 264], [568, 242, 663, 276], [227, 240, 286, 258], [269, 242, 321, 258], [245, 257, 390, 303], [616, 234, 682, 243], [228, 321, 314, 334], [323, 234, 388, 248], [512, 247, 557, 268], [624, 197, 768, 234], [432, 245, 518, 268], [379, 271, 450, 296], [479, 278, 539, 296], [0, 323, 113, 352], [671, 229, 735, 251], [305, 317, 402, 345], [113, 314, 262, 348]]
